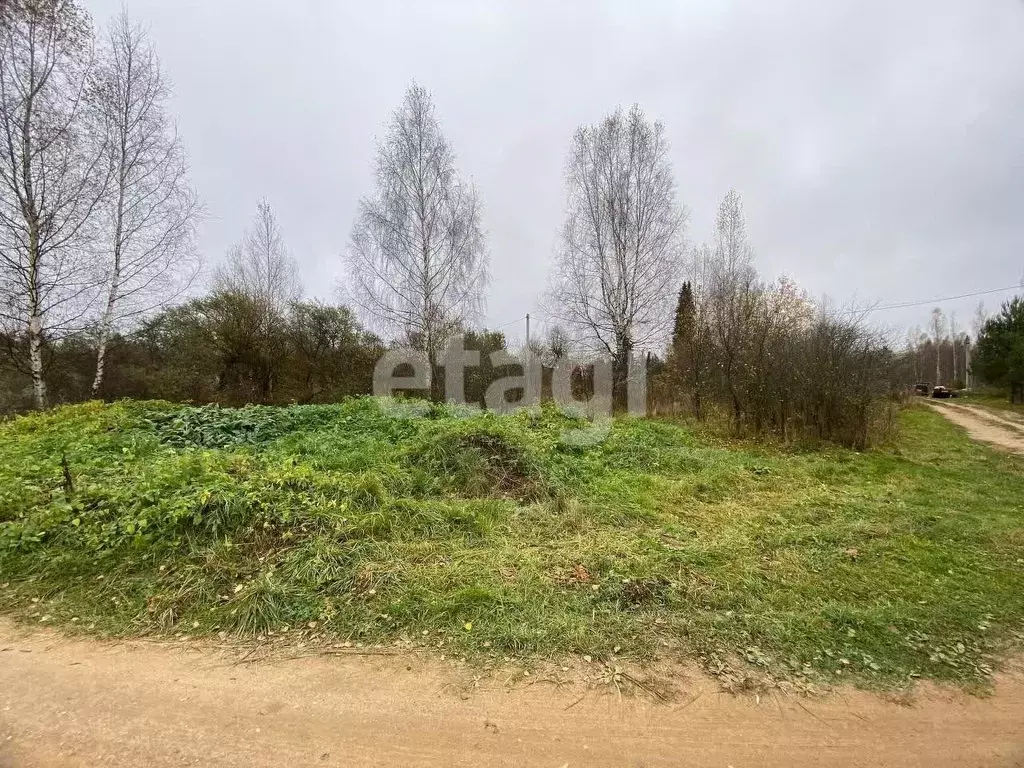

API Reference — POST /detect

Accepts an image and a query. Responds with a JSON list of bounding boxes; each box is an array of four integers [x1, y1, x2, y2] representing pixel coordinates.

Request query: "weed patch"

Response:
[[408, 427, 548, 501]]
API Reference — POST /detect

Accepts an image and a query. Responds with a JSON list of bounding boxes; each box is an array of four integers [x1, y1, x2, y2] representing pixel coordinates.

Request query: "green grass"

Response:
[[1, 398, 1023, 689], [959, 391, 1024, 415]]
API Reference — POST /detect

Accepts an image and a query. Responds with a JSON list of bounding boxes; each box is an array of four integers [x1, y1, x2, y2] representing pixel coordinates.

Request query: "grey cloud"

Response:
[[83, 0, 1024, 340]]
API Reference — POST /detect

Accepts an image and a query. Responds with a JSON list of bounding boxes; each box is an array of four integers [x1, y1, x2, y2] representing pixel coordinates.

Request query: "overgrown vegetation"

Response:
[[0, 293, 389, 414], [2, 398, 1023, 689], [653, 193, 899, 448]]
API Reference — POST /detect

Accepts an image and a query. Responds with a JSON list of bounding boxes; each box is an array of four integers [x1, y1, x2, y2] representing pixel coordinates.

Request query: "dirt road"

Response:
[[930, 402, 1024, 454], [1, 620, 1022, 768]]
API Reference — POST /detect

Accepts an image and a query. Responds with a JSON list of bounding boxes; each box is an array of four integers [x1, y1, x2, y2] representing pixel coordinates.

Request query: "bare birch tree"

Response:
[[0, 0, 107, 409], [90, 10, 200, 396], [930, 307, 945, 384], [949, 311, 960, 385], [547, 104, 685, 406], [707, 189, 759, 426], [972, 301, 987, 340], [345, 83, 487, 396], [212, 200, 301, 401], [214, 200, 300, 311]]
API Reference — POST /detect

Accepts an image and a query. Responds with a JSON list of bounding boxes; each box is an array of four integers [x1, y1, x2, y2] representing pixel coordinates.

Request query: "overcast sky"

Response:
[[83, 0, 1024, 343]]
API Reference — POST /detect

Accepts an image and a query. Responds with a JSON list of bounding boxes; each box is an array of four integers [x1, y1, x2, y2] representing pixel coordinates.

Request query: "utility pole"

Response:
[[525, 313, 530, 349]]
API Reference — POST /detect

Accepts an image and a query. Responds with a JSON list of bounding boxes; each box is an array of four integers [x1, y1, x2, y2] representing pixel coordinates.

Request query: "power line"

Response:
[[492, 313, 535, 330], [486, 284, 1020, 327], [853, 284, 1021, 314]]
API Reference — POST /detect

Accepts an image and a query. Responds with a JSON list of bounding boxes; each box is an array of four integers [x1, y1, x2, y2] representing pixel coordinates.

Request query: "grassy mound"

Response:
[[2, 398, 1023, 688]]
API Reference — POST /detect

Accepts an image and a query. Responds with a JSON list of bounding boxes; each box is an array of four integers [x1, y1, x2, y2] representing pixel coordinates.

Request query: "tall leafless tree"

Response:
[[907, 325, 925, 382], [214, 200, 300, 311], [212, 200, 301, 401], [90, 10, 200, 396], [949, 311, 960, 385], [0, 0, 108, 409], [547, 104, 686, 406], [972, 301, 987, 340], [930, 307, 946, 385], [345, 83, 488, 396], [706, 189, 759, 426]]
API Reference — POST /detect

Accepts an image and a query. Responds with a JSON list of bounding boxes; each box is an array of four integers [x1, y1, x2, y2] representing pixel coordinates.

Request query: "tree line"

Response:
[[904, 307, 977, 389], [8, 0, 993, 448], [900, 297, 1024, 403]]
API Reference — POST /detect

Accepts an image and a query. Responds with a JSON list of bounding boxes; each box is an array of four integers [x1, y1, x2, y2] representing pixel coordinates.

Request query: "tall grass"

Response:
[[1, 398, 1022, 688]]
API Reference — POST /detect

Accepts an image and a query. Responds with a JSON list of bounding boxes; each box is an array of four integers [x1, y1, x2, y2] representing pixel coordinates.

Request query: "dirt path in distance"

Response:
[[930, 402, 1024, 455], [1, 619, 1022, 768]]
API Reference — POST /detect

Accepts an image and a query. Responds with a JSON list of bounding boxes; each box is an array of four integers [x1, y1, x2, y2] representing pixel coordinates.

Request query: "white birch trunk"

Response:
[[91, 271, 119, 397], [28, 311, 48, 409], [27, 224, 48, 409]]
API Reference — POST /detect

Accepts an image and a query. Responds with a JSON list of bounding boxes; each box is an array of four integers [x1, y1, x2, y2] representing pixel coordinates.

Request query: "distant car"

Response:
[[914, 383, 931, 396], [931, 386, 952, 399]]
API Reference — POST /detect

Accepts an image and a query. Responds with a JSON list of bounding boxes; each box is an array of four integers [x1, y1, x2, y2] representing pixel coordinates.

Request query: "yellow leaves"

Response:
[[463, 622, 473, 631]]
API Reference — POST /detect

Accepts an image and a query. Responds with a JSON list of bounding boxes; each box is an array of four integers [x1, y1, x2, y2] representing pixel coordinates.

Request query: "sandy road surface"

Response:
[[930, 402, 1024, 454], [1, 620, 1022, 768]]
